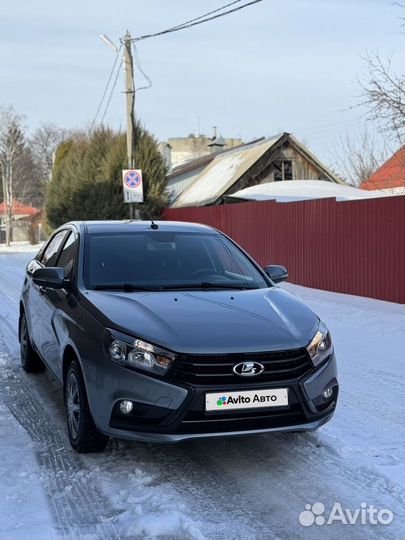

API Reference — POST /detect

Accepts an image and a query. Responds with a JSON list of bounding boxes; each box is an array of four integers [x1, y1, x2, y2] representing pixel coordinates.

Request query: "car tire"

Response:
[[20, 313, 45, 373], [65, 360, 108, 453]]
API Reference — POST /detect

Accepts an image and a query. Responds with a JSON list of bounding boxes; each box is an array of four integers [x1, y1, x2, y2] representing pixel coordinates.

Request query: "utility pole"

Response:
[[123, 31, 136, 218]]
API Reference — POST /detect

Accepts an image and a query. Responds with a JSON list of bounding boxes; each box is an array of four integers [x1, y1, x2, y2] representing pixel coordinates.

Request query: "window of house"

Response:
[[273, 160, 293, 181]]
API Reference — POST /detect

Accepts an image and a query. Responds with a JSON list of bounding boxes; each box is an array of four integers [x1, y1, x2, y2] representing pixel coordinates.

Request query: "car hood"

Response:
[[83, 287, 319, 354]]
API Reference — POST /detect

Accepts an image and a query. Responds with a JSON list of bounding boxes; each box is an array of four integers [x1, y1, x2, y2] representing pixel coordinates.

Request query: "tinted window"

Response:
[[84, 232, 267, 290], [56, 232, 77, 280], [41, 231, 69, 267]]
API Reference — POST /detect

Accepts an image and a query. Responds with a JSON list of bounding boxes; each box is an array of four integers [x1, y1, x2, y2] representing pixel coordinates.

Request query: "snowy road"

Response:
[[0, 252, 404, 540]]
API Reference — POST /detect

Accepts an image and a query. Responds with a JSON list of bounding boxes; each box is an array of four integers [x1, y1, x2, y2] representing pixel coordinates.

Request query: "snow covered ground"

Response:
[[0, 242, 44, 254], [0, 251, 404, 540]]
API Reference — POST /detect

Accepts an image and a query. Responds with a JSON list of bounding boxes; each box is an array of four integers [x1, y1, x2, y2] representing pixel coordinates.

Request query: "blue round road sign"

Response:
[[124, 170, 142, 189]]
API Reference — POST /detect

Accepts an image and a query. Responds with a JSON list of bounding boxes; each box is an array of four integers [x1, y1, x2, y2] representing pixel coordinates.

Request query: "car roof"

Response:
[[67, 220, 217, 235]]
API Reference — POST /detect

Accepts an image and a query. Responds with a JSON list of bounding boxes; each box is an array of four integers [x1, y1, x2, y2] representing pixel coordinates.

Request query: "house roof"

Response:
[[227, 180, 389, 203], [166, 137, 265, 181], [0, 200, 40, 216], [172, 133, 343, 208], [172, 137, 279, 208], [361, 146, 405, 190], [166, 153, 216, 181]]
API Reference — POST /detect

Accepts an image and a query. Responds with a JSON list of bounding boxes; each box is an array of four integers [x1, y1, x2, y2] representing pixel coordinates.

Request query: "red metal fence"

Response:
[[165, 196, 405, 304]]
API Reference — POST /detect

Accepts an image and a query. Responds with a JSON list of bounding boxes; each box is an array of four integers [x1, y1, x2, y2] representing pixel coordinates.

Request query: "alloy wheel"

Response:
[[67, 372, 80, 440], [20, 318, 28, 362]]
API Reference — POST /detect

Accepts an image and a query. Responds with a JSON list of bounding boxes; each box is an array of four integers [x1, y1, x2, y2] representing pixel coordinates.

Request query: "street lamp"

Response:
[[99, 34, 119, 53]]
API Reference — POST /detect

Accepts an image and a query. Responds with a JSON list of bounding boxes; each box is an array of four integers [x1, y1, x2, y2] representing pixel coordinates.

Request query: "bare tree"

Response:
[[329, 129, 389, 187], [13, 146, 43, 207], [30, 122, 66, 182], [356, 52, 405, 145], [0, 107, 25, 246]]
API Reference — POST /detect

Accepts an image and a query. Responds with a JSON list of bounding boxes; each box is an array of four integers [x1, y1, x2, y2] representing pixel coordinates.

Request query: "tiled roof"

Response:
[[361, 146, 405, 190], [0, 200, 40, 215]]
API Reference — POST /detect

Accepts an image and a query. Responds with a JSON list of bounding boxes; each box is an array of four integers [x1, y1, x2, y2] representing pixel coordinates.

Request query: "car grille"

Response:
[[169, 348, 313, 385], [177, 404, 306, 434]]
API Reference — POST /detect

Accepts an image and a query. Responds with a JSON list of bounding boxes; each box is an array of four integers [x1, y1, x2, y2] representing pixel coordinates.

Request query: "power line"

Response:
[[296, 114, 368, 134], [130, 0, 263, 43], [298, 121, 369, 143], [162, 0, 245, 32], [299, 119, 369, 139], [100, 58, 123, 125], [92, 1, 262, 127], [132, 44, 152, 92], [90, 46, 122, 130]]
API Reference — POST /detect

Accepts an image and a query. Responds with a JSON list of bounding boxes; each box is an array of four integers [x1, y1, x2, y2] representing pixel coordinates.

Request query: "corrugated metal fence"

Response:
[[165, 196, 405, 304]]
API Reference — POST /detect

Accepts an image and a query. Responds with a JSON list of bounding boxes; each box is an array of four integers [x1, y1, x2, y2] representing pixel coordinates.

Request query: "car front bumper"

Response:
[[86, 350, 338, 443], [102, 412, 334, 443]]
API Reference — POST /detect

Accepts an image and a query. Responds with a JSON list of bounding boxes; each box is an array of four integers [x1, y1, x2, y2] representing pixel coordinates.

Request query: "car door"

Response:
[[25, 257, 45, 351], [32, 230, 70, 366], [38, 230, 78, 380], [25, 230, 69, 353]]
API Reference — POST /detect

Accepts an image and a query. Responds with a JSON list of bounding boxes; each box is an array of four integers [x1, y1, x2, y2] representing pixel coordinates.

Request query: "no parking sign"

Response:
[[122, 169, 144, 203]]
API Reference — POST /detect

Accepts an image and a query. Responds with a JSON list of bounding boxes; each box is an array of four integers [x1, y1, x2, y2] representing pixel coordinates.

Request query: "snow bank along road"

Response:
[[0, 252, 404, 540]]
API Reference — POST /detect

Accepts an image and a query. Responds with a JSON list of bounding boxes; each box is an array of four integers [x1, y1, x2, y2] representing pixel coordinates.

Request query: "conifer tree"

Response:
[[46, 124, 167, 229]]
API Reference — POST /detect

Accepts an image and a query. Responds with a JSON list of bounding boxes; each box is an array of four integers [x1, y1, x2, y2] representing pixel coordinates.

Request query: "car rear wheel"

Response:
[[20, 313, 44, 373], [65, 360, 108, 453]]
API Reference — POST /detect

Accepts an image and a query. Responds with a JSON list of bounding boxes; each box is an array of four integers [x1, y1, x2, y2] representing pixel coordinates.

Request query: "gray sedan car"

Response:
[[20, 221, 338, 452]]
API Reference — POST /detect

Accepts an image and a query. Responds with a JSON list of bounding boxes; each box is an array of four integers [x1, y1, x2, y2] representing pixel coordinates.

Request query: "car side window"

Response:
[[56, 232, 77, 280], [41, 230, 69, 267]]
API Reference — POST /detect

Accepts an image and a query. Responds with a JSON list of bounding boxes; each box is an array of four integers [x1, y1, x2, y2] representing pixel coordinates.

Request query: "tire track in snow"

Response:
[[1, 253, 404, 540], [0, 333, 123, 540], [0, 255, 209, 540], [114, 440, 271, 540]]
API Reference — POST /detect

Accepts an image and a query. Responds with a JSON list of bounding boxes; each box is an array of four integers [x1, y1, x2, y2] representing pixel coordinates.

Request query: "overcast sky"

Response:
[[0, 0, 403, 163]]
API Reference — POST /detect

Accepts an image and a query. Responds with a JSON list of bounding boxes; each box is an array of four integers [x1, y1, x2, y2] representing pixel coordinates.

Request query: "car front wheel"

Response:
[[65, 360, 108, 453]]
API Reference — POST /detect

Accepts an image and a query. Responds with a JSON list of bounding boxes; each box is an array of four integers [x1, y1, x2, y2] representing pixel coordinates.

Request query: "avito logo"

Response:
[[216, 394, 279, 406], [299, 502, 394, 527]]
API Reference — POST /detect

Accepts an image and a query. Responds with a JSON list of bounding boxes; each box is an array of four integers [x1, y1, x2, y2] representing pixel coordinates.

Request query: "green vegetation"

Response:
[[46, 124, 167, 229]]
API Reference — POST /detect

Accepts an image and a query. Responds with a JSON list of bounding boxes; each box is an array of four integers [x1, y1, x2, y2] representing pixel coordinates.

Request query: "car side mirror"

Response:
[[33, 267, 66, 289], [264, 265, 288, 284]]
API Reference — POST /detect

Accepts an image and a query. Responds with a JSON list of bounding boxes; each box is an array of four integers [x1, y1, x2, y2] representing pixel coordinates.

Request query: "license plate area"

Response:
[[205, 388, 289, 412]]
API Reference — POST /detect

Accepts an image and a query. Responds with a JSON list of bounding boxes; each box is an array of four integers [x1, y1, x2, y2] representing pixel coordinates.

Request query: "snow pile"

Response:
[[229, 179, 392, 202], [84, 456, 205, 540]]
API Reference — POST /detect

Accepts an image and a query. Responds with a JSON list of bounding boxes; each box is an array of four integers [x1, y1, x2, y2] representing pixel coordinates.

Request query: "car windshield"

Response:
[[84, 231, 268, 290]]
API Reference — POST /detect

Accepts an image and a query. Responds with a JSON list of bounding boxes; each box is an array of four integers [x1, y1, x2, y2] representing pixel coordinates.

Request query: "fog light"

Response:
[[322, 387, 333, 399], [119, 400, 133, 414]]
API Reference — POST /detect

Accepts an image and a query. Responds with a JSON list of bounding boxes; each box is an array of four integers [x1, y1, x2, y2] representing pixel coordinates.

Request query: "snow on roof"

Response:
[[172, 137, 279, 208], [228, 180, 391, 203]]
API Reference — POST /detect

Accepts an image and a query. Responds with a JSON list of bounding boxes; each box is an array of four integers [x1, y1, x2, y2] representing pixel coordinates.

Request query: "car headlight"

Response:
[[104, 329, 175, 375], [306, 321, 333, 367]]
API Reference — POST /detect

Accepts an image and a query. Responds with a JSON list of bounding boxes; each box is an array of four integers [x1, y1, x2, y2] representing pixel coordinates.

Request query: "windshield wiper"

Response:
[[92, 283, 258, 292], [92, 284, 161, 292], [161, 282, 257, 290]]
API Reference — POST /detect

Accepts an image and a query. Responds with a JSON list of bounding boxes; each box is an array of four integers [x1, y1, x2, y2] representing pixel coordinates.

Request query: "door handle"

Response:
[[39, 286, 47, 295]]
